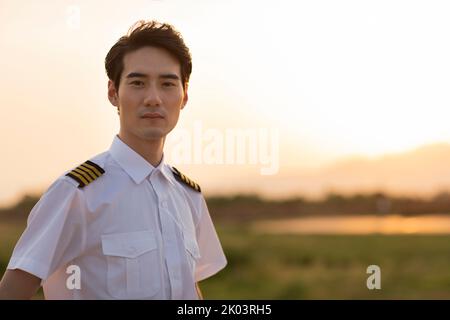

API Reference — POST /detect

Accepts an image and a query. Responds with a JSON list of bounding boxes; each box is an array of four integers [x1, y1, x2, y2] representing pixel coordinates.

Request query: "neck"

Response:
[[117, 131, 165, 167]]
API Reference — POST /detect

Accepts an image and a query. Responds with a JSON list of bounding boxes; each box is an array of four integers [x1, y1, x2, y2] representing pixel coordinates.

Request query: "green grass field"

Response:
[[202, 224, 450, 299], [2, 221, 450, 299]]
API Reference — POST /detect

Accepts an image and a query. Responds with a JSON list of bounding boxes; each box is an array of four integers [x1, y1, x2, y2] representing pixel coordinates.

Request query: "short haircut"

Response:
[[105, 20, 192, 91]]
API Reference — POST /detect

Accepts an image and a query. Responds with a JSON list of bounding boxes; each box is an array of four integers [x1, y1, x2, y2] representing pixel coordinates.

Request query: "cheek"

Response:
[[165, 90, 183, 103], [119, 94, 141, 115], [164, 94, 184, 113], [170, 110, 181, 122], [120, 93, 139, 106], [167, 99, 183, 115]]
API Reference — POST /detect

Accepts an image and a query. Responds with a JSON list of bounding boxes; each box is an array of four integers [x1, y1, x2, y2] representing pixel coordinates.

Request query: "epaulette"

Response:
[[65, 160, 105, 188], [171, 167, 201, 192]]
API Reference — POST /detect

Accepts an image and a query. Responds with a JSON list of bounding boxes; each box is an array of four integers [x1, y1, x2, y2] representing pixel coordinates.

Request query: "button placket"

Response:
[[149, 174, 184, 299], [146, 176, 170, 298], [154, 175, 185, 299]]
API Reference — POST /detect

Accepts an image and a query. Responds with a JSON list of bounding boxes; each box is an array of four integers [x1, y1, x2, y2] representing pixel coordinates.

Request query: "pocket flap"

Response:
[[101, 230, 157, 258]]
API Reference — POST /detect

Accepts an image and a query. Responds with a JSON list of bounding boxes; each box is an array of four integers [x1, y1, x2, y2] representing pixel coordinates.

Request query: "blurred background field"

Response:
[[2, 194, 450, 299], [205, 224, 450, 299]]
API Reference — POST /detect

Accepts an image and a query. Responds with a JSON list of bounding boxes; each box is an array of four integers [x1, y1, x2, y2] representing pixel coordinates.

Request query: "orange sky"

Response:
[[1, 0, 450, 206]]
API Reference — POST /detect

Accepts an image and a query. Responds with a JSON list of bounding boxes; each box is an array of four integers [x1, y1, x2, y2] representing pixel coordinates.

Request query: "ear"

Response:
[[181, 83, 189, 110], [107, 80, 119, 107]]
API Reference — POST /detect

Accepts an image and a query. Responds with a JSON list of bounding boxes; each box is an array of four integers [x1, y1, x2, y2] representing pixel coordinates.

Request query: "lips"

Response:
[[141, 112, 164, 119]]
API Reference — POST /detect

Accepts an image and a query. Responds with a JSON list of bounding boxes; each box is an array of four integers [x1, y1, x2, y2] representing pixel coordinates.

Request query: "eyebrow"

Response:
[[125, 72, 180, 80]]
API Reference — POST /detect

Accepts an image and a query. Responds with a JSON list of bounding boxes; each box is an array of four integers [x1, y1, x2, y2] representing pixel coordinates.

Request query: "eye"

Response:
[[130, 80, 144, 86], [162, 82, 175, 87]]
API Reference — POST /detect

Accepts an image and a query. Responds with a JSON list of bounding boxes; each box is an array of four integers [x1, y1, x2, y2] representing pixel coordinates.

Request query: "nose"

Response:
[[143, 84, 162, 107]]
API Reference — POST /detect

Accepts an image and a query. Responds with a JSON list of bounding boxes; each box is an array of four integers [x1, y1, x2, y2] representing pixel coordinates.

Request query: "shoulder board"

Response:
[[171, 167, 201, 192], [65, 160, 105, 188]]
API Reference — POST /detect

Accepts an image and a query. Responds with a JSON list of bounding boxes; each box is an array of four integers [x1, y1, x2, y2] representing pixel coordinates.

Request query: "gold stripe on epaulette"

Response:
[[66, 160, 105, 188], [171, 167, 201, 192]]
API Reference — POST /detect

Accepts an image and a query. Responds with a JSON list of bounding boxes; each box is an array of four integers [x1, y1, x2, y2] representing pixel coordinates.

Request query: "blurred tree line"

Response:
[[3, 191, 450, 224]]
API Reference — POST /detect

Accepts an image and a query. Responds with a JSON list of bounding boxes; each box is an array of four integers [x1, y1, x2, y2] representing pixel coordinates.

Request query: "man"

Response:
[[0, 20, 227, 299]]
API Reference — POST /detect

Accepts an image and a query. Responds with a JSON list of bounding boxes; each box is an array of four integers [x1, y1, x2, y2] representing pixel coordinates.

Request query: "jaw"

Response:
[[139, 128, 167, 140], [118, 127, 167, 150]]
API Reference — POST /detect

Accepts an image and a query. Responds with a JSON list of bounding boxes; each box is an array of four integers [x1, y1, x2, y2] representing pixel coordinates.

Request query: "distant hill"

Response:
[[202, 143, 450, 199], [315, 143, 450, 196]]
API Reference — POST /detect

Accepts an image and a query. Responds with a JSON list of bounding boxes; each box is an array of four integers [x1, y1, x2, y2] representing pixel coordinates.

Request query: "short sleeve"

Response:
[[7, 177, 86, 282], [194, 196, 227, 282]]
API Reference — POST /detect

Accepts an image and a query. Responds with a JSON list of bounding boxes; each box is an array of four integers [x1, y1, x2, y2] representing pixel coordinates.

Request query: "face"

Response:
[[108, 46, 188, 143]]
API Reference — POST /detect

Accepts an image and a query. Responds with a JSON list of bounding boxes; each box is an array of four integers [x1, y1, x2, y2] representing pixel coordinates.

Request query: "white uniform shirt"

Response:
[[7, 135, 227, 299]]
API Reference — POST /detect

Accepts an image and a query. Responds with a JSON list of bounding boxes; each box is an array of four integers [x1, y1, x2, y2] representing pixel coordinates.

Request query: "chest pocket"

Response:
[[101, 230, 161, 299]]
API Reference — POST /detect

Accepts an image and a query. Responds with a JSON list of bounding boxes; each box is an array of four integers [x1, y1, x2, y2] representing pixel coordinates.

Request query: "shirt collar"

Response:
[[109, 135, 175, 185]]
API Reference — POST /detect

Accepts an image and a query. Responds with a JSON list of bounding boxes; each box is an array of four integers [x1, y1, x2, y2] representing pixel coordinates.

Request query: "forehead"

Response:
[[122, 46, 181, 77]]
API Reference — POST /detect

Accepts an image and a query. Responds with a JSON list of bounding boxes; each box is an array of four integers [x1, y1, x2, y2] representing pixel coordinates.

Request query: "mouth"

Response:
[[141, 112, 164, 119]]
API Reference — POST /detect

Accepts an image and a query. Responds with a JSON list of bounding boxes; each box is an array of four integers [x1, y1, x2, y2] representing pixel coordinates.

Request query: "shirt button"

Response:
[[161, 200, 167, 208]]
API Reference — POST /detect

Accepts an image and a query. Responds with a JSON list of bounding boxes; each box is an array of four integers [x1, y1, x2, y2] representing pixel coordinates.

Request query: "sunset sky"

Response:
[[1, 0, 450, 206]]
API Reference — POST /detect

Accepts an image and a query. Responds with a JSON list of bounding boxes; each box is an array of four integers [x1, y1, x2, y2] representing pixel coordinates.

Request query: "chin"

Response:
[[140, 129, 167, 140]]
